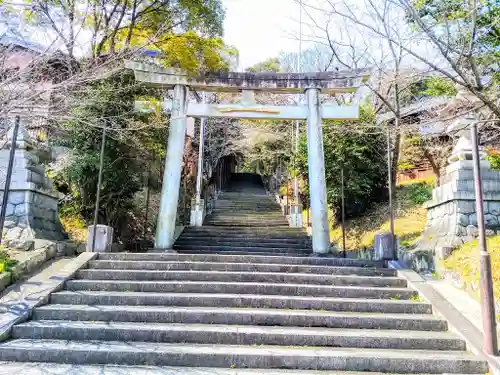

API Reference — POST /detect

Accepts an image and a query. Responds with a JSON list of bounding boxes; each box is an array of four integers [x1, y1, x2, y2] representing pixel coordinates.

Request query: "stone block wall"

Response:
[[0, 124, 66, 250], [421, 160, 500, 252]]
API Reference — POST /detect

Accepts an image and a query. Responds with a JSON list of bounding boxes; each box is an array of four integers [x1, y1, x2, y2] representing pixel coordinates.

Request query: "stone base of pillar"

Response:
[[1, 126, 66, 251], [290, 204, 303, 228], [421, 159, 500, 252], [190, 199, 205, 227], [86, 225, 114, 252]]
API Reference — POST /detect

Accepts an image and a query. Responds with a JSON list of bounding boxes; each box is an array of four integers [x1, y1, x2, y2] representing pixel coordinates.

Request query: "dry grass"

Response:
[[441, 235, 500, 300], [60, 214, 88, 242], [328, 178, 431, 251]]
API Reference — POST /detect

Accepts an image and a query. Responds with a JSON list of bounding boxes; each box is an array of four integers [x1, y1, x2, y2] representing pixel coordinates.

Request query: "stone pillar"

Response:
[[305, 88, 330, 254], [86, 225, 113, 252], [190, 198, 204, 227], [193, 98, 206, 227], [421, 117, 500, 255], [290, 203, 303, 228], [155, 85, 188, 249], [0, 120, 66, 250]]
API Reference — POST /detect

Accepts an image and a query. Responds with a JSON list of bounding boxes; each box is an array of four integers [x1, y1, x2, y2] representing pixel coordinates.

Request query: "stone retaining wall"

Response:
[[420, 160, 500, 252], [0, 124, 66, 250]]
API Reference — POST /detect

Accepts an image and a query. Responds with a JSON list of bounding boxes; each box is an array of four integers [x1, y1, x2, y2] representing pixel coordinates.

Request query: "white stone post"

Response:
[[86, 225, 113, 252], [155, 84, 188, 249], [305, 88, 330, 254], [290, 203, 303, 228]]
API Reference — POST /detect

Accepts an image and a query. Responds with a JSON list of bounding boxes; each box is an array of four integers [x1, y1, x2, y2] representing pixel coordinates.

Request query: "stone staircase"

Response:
[[0, 173, 489, 373], [175, 173, 312, 256]]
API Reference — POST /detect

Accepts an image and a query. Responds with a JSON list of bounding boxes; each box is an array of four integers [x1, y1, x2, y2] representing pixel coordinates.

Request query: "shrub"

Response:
[[486, 149, 500, 170], [0, 249, 18, 273], [296, 106, 388, 220], [407, 182, 433, 205]]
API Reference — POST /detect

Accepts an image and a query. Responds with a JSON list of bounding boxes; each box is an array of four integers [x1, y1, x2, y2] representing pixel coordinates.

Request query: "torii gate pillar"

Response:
[[306, 88, 330, 254], [155, 84, 188, 249]]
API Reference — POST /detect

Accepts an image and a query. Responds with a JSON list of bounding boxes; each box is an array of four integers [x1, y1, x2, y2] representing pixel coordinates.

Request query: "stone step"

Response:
[[209, 210, 285, 214], [96, 253, 381, 268], [202, 224, 291, 228], [178, 232, 311, 240], [12, 321, 465, 351], [76, 269, 406, 288], [203, 222, 291, 227], [66, 280, 417, 299], [203, 220, 290, 226], [214, 200, 279, 203], [211, 208, 282, 212], [215, 199, 277, 203], [173, 242, 312, 250], [182, 226, 308, 234], [210, 209, 285, 214], [33, 305, 446, 331], [86, 260, 396, 276], [177, 236, 312, 247], [208, 212, 286, 217], [212, 205, 281, 210], [50, 291, 431, 314], [172, 245, 312, 254], [0, 363, 476, 375], [210, 212, 285, 219], [175, 250, 313, 257], [0, 340, 486, 372]]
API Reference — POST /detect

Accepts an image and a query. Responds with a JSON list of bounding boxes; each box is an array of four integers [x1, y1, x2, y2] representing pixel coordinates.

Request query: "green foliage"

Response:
[[246, 58, 281, 73], [486, 149, 500, 170], [421, 77, 457, 97], [117, 31, 233, 74], [406, 182, 433, 205], [330, 180, 429, 250], [407, 77, 457, 98], [239, 119, 292, 176], [5, 0, 227, 62], [398, 159, 415, 171], [296, 106, 388, 219], [442, 234, 500, 300], [0, 249, 17, 274], [52, 70, 166, 240]]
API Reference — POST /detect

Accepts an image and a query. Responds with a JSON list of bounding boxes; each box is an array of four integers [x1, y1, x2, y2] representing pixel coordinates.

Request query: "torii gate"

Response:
[[125, 61, 369, 254]]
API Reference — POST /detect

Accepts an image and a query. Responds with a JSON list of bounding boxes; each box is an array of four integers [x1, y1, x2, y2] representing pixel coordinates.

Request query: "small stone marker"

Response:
[[86, 225, 114, 252], [374, 232, 396, 260]]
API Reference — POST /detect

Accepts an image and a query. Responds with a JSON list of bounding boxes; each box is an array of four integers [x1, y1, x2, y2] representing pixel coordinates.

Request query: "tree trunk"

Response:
[[423, 149, 441, 187], [391, 124, 401, 188]]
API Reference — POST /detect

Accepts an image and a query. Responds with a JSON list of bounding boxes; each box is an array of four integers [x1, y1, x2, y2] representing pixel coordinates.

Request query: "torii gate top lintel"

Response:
[[125, 60, 369, 94]]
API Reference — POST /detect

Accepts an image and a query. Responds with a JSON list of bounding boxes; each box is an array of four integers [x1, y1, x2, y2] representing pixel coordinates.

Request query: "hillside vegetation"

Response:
[[329, 178, 433, 251], [440, 235, 500, 303]]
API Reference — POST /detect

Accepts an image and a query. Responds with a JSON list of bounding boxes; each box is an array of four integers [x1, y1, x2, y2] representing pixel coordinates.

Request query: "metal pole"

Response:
[[0, 116, 20, 245], [341, 168, 347, 258], [387, 122, 396, 260], [195, 94, 206, 205], [91, 123, 107, 252], [471, 121, 498, 355]]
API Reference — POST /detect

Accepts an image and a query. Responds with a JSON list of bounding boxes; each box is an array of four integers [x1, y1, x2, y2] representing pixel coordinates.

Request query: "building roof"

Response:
[[376, 97, 450, 124], [0, 34, 48, 54]]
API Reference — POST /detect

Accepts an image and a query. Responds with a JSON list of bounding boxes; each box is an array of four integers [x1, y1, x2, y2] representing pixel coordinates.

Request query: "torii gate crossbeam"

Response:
[[126, 60, 369, 254]]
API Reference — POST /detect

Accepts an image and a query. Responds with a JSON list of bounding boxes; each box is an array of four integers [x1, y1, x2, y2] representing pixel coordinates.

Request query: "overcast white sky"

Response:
[[222, 0, 303, 70]]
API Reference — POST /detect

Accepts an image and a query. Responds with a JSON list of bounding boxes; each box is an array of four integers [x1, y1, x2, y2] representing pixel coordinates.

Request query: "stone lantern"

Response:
[[420, 89, 500, 259]]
